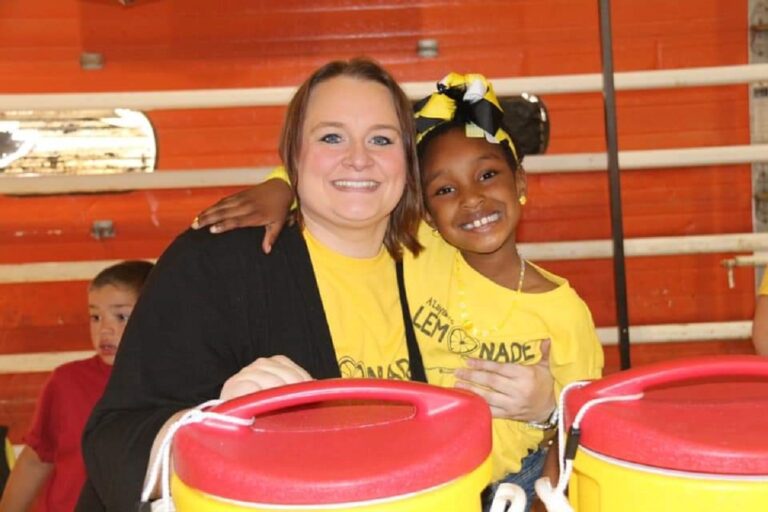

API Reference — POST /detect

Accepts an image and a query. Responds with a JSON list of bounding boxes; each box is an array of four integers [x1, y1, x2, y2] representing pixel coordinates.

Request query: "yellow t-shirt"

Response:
[[304, 229, 410, 380], [269, 166, 602, 479], [404, 222, 604, 481], [759, 272, 768, 295]]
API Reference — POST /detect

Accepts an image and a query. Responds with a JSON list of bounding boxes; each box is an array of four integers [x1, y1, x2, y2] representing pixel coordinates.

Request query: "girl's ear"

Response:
[[516, 168, 528, 205], [424, 210, 435, 228]]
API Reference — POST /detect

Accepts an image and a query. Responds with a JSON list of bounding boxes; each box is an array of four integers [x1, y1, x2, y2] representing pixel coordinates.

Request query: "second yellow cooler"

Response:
[[563, 355, 768, 512]]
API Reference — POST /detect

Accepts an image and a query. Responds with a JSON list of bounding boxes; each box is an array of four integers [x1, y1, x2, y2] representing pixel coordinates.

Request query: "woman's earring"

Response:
[[431, 227, 440, 238], [519, 195, 527, 206]]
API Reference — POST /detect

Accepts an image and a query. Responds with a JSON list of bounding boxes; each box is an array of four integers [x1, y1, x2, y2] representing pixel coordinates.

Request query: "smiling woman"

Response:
[[293, 76, 409, 258], [279, 59, 423, 260], [77, 58, 427, 512]]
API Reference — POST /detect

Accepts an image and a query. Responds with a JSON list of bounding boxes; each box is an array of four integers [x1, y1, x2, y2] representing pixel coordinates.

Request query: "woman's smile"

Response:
[[331, 179, 381, 191]]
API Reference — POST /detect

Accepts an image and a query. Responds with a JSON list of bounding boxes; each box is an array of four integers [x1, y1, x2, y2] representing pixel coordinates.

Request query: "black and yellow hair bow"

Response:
[[413, 72, 520, 166]]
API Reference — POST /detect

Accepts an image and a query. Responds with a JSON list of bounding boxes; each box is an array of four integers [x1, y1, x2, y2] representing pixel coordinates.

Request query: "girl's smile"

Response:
[[459, 211, 502, 231]]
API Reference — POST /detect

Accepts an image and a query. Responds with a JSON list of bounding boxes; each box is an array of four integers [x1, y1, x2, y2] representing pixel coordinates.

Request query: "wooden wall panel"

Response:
[[520, 165, 753, 241], [149, 108, 285, 168], [545, 86, 749, 154], [552, 255, 756, 326], [0, 0, 748, 91], [0, 374, 50, 443], [0, 187, 248, 263], [0, 0, 755, 441]]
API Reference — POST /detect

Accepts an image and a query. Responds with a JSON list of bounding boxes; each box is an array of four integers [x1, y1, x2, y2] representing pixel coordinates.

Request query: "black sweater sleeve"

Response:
[[78, 226, 341, 512], [78, 228, 267, 512]]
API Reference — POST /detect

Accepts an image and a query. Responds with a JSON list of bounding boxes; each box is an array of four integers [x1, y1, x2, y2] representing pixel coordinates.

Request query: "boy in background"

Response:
[[0, 261, 153, 512]]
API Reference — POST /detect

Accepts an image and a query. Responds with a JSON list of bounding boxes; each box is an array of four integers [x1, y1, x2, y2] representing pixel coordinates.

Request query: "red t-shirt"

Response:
[[24, 355, 111, 512]]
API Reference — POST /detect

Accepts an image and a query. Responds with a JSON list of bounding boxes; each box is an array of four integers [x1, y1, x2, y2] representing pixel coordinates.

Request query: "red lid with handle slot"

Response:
[[564, 355, 768, 475], [172, 379, 492, 504]]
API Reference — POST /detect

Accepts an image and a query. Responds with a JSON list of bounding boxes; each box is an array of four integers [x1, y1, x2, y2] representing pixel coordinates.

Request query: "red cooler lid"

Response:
[[564, 355, 768, 475], [173, 379, 491, 504]]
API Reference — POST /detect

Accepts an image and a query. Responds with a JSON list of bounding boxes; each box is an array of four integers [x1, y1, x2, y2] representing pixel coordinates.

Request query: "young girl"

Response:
[[0, 260, 153, 512], [192, 73, 603, 511], [411, 73, 603, 510]]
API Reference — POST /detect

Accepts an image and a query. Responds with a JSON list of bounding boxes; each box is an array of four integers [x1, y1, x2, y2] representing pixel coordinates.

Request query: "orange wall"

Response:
[[0, 0, 754, 440]]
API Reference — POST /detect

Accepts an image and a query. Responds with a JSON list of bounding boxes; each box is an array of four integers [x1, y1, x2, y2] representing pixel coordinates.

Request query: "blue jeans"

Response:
[[481, 449, 546, 512]]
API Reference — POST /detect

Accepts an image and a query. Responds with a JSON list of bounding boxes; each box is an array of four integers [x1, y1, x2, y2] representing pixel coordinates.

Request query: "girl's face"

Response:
[[421, 127, 526, 258], [88, 284, 138, 365], [296, 75, 407, 240]]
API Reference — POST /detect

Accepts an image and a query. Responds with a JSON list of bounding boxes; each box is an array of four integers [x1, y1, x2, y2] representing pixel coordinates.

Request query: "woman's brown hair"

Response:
[[278, 57, 423, 260]]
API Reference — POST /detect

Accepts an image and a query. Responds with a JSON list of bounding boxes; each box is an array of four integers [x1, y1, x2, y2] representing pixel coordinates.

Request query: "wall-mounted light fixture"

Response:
[[0, 109, 156, 185]]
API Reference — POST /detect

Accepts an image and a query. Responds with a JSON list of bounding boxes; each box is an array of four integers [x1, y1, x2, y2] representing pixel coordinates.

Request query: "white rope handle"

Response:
[[140, 399, 255, 511], [535, 476, 572, 512], [533, 382, 644, 512], [489, 483, 527, 512]]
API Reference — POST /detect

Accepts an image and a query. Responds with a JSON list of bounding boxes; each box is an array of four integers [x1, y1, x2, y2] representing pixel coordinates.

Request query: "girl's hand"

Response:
[[192, 178, 294, 253], [219, 355, 313, 400], [454, 340, 555, 422]]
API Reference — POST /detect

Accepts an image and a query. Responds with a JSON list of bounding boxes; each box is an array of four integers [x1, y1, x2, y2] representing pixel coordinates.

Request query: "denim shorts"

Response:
[[480, 448, 546, 512]]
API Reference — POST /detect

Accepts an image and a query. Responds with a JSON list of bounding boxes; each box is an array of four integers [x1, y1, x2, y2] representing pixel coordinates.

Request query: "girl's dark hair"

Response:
[[90, 260, 154, 294], [279, 57, 423, 260], [417, 120, 522, 183]]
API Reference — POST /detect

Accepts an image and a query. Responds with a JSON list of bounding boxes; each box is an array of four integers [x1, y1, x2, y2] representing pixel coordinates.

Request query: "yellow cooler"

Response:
[[563, 355, 768, 511], [170, 379, 493, 511]]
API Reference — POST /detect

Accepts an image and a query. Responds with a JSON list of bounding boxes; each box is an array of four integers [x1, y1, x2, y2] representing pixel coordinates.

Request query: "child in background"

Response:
[[193, 74, 603, 511], [0, 261, 153, 512]]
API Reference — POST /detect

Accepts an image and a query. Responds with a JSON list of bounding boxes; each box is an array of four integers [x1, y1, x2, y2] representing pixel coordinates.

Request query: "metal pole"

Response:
[[598, 0, 632, 369]]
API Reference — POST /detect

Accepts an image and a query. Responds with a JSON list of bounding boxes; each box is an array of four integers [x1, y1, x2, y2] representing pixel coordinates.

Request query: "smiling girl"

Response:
[[412, 74, 603, 509]]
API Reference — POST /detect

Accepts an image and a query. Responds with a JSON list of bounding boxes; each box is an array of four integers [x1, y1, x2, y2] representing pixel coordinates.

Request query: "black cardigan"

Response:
[[77, 225, 342, 512]]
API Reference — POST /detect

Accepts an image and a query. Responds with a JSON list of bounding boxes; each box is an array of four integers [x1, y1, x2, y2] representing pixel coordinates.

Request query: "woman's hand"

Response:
[[192, 178, 294, 253], [149, 355, 312, 498], [454, 340, 555, 422], [219, 355, 313, 400]]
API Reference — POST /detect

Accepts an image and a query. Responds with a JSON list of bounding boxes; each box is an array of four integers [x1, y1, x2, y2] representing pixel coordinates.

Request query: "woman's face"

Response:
[[296, 76, 407, 239]]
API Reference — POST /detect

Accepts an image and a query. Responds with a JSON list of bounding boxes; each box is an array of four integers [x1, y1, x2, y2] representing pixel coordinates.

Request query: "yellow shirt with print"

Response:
[[266, 168, 602, 480], [404, 223, 604, 481], [304, 229, 410, 380]]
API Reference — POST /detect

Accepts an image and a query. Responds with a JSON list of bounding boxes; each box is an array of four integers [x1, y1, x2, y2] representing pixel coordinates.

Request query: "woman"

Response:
[[77, 59, 554, 512]]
